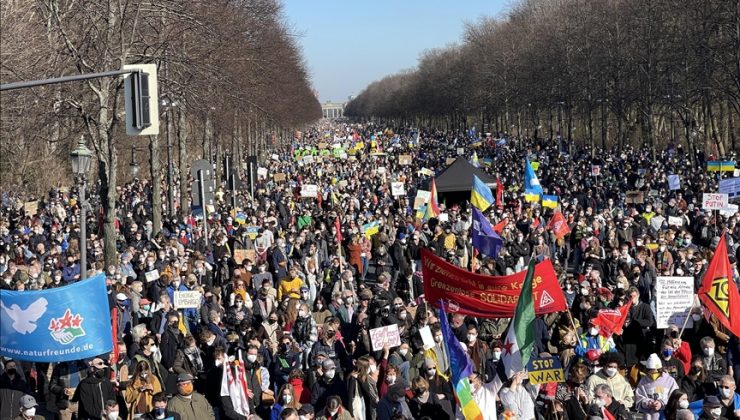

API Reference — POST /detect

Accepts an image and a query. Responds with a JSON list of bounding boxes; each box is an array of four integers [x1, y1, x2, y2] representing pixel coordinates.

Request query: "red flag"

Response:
[[601, 407, 616, 420], [592, 301, 632, 337], [334, 217, 342, 244], [496, 177, 503, 208], [429, 178, 441, 217], [546, 211, 571, 240], [110, 307, 119, 371], [698, 233, 740, 337], [493, 219, 507, 234]]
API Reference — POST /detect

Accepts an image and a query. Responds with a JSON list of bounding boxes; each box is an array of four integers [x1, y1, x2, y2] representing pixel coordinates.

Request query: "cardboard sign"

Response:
[[625, 191, 644, 204], [418, 168, 434, 176], [302, 155, 315, 164], [144, 270, 160, 283], [702, 193, 728, 210], [318, 142, 328, 149], [301, 184, 319, 198], [655, 277, 695, 329], [257, 167, 268, 179], [23, 201, 39, 215], [446, 158, 457, 166], [527, 357, 565, 384], [414, 190, 431, 209], [667, 216, 684, 227], [391, 182, 406, 197], [234, 249, 256, 265], [174, 291, 202, 309], [398, 155, 412, 165], [667, 174, 680, 191], [369, 324, 401, 351], [419, 326, 435, 350], [273, 173, 287, 182]]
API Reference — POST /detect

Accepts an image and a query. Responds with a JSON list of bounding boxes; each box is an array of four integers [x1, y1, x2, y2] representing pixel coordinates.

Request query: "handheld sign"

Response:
[[527, 356, 565, 384], [174, 291, 202, 309], [369, 324, 401, 351]]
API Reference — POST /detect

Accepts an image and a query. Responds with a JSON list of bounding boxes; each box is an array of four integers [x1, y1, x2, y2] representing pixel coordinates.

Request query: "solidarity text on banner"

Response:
[[420, 248, 566, 318], [0, 274, 113, 362]]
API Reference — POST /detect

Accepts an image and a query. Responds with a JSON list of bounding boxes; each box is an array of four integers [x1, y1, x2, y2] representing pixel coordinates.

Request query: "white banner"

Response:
[[300, 184, 319, 198], [667, 216, 684, 227], [702, 193, 728, 210], [257, 167, 268, 179], [369, 324, 401, 351], [655, 276, 695, 329]]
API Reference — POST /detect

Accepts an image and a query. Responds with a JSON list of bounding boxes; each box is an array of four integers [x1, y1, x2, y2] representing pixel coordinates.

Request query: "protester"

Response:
[[0, 122, 739, 420]]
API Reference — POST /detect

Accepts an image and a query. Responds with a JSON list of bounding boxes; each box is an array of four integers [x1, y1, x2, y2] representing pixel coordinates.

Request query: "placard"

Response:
[[419, 326, 435, 350], [257, 167, 268, 179], [591, 165, 601, 176], [391, 182, 405, 197], [667, 216, 684, 227], [625, 191, 644, 204], [437, 213, 449, 222], [655, 276, 695, 329], [719, 204, 739, 217], [273, 173, 286, 182], [414, 190, 431, 209], [446, 158, 457, 166], [418, 168, 434, 176], [369, 324, 401, 351], [246, 226, 260, 240], [456, 148, 464, 155], [233, 249, 256, 265], [398, 155, 412, 165], [174, 291, 202, 309], [702, 193, 728, 210], [667, 174, 680, 191], [300, 184, 319, 198], [23, 201, 39, 215], [144, 270, 160, 283], [271, 153, 280, 161], [302, 155, 314, 164], [719, 177, 740, 199], [377, 167, 386, 175], [527, 357, 565, 384]]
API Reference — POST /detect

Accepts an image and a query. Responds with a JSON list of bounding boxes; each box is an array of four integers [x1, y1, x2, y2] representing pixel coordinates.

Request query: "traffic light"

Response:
[[123, 63, 159, 136]]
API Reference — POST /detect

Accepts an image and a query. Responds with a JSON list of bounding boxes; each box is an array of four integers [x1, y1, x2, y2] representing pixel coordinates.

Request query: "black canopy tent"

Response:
[[424, 157, 497, 207]]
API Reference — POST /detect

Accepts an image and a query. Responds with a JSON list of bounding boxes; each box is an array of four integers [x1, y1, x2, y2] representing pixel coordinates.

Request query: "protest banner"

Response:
[[421, 248, 566, 318], [527, 357, 565, 384], [0, 274, 113, 362], [391, 182, 406, 197], [719, 204, 739, 217], [174, 291, 202, 309], [233, 249, 256, 265], [667, 216, 684, 227], [414, 190, 431, 209], [625, 191, 644, 204], [246, 226, 260, 240], [702, 193, 728, 210], [300, 184, 319, 198], [667, 174, 680, 191], [719, 177, 740, 200], [302, 155, 314, 164], [398, 155, 412, 165], [369, 324, 401, 351], [655, 276, 695, 329], [23, 201, 39, 215], [273, 173, 286, 182]]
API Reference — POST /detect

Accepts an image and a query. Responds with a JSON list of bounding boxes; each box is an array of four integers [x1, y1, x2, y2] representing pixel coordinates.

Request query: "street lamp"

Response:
[[69, 136, 93, 281], [129, 145, 140, 178], [160, 97, 178, 219]]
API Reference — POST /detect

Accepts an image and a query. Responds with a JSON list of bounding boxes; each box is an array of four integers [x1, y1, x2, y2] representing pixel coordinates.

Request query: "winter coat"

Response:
[[166, 392, 214, 420]]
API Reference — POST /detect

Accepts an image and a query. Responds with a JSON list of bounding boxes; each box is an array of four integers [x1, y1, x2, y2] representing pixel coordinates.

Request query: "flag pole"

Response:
[[678, 296, 697, 339]]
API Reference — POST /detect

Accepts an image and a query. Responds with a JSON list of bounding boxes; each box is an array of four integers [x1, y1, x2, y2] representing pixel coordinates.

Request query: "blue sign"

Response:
[[719, 177, 740, 200], [0, 274, 113, 362]]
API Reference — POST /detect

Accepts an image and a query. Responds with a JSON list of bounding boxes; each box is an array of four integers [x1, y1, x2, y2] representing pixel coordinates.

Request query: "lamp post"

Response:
[[160, 97, 178, 219], [69, 136, 93, 280], [129, 145, 140, 179]]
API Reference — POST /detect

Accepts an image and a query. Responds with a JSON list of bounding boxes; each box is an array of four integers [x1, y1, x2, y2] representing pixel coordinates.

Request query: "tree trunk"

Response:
[[177, 108, 189, 218], [149, 134, 162, 235]]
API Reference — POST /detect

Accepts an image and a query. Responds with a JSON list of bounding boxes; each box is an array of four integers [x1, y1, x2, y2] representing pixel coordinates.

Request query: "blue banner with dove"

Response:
[[0, 274, 112, 362]]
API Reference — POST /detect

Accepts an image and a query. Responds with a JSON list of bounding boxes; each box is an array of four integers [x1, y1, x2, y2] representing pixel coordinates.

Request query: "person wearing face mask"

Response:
[[158, 312, 184, 372], [272, 383, 302, 419], [700, 337, 729, 384], [407, 376, 454, 420], [71, 358, 116, 420], [659, 337, 686, 380], [141, 392, 180, 420], [714, 375, 740, 420], [575, 319, 616, 360], [623, 286, 655, 366], [465, 325, 489, 375], [173, 336, 204, 381], [14, 394, 44, 420], [49, 359, 89, 420], [292, 302, 318, 369], [635, 354, 678, 420], [124, 361, 162, 420], [664, 389, 692, 420], [316, 395, 352, 420], [376, 384, 412, 420], [592, 384, 631, 420], [585, 353, 634, 409], [420, 358, 454, 408], [310, 359, 347, 411], [700, 396, 728, 420], [167, 374, 214, 420]]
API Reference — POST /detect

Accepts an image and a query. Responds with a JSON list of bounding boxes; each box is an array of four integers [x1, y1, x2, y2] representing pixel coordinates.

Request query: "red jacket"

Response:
[[674, 340, 692, 374]]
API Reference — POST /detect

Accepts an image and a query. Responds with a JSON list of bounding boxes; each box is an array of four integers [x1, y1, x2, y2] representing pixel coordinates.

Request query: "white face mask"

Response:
[[434, 335, 443, 343], [590, 327, 600, 336], [467, 334, 477, 342], [427, 368, 436, 377], [710, 408, 722, 418], [691, 313, 701, 321], [679, 400, 689, 409], [368, 364, 377, 373], [493, 350, 502, 361], [247, 354, 257, 363], [24, 408, 36, 418], [605, 367, 618, 377], [704, 347, 715, 357], [387, 375, 396, 384], [107, 412, 119, 420], [719, 388, 732, 399], [595, 399, 606, 408], [324, 369, 336, 380], [283, 394, 292, 403], [215, 359, 224, 367], [399, 348, 408, 357]]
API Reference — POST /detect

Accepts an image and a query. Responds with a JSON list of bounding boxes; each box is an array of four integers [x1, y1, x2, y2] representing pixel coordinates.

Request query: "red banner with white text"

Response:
[[421, 248, 566, 318]]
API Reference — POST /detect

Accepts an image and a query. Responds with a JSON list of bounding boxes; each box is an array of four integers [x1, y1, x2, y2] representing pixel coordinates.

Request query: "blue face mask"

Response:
[[662, 348, 673, 358], [154, 408, 165, 416]]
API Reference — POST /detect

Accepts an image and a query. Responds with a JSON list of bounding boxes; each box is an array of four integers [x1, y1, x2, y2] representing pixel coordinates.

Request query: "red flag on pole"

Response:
[[546, 211, 571, 240], [430, 178, 441, 217], [493, 219, 507, 234], [334, 217, 342, 244], [496, 177, 503, 208], [697, 233, 740, 337]]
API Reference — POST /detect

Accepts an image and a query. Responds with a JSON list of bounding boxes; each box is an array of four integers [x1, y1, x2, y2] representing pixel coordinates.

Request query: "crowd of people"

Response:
[[0, 121, 739, 420]]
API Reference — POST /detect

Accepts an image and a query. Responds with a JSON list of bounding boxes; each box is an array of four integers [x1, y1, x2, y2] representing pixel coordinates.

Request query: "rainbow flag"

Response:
[[439, 301, 484, 420], [428, 178, 441, 218]]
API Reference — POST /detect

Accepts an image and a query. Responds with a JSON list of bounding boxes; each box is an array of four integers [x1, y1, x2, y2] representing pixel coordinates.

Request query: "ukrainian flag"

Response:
[[471, 175, 494, 211], [471, 152, 480, 168], [707, 160, 736, 172], [542, 195, 558, 209], [524, 192, 541, 203], [362, 221, 380, 238]]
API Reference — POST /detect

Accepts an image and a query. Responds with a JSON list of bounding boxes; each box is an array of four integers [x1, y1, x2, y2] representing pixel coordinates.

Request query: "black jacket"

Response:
[[408, 392, 454, 420], [71, 374, 116, 420]]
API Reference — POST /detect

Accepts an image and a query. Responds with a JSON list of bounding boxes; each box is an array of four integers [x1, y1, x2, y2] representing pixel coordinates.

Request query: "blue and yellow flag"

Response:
[[541, 195, 558, 209], [471, 175, 494, 211], [707, 160, 735, 172]]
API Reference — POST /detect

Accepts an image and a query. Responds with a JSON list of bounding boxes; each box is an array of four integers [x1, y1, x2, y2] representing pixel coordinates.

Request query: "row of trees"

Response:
[[1, 0, 321, 264], [345, 0, 738, 158]]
